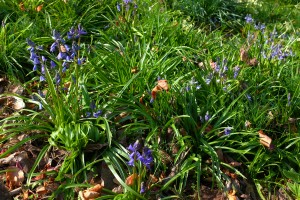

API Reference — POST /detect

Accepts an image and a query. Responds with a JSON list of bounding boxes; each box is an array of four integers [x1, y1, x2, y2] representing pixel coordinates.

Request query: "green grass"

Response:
[[0, 0, 299, 199]]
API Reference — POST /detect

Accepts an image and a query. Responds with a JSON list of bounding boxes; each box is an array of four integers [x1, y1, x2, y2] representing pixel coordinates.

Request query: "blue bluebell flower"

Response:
[[224, 127, 232, 135], [140, 182, 146, 194], [50, 60, 56, 68], [117, 2, 121, 12], [93, 110, 102, 118], [77, 24, 87, 38], [205, 111, 210, 121], [40, 76, 45, 82], [233, 66, 240, 79], [138, 147, 153, 169], [245, 14, 254, 24]]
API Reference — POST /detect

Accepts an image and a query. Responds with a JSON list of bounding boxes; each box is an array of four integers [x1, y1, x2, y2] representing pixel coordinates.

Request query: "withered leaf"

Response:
[[258, 130, 274, 150]]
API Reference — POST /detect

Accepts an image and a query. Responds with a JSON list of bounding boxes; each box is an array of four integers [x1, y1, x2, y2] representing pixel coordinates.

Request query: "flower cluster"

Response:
[[127, 141, 153, 169], [50, 25, 87, 72], [27, 39, 57, 82], [86, 101, 102, 118]]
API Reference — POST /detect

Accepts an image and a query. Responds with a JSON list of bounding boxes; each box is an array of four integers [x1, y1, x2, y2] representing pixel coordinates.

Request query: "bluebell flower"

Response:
[[77, 24, 87, 38], [26, 38, 36, 48], [40, 76, 45, 82], [204, 111, 210, 121], [127, 141, 141, 167], [55, 73, 61, 85], [30, 52, 37, 60], [86, 112, 91, 118], [233, 66, 240, 79], [117, 2, 121, 12], [246, 94, 252, 101], [196, 85, 201, 90], [41, 56, 47, 62], [138, 147, 153, 169], [52, 29, 64, 42], [67, 27, 75, 39], [254, 23, 266, 32], [245, 14, 254, 24], [33, 57, 40, 65], [140, 182, 146, 194], [150, 97, 154, 104], [57, 52, 67, 60], [33, 65, 38, 71], [50, 42, 58, 52], [123, 0, 132, 4], [77, 58, 82, 65], [50, 60, 56, 68], [224, 127, 232, 135], [41, 64, 45, 74], [93, 110, 102, 118]]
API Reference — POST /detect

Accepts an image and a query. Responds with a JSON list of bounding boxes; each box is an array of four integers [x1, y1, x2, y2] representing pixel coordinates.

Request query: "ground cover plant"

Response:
[[0, 0, 300, 199]]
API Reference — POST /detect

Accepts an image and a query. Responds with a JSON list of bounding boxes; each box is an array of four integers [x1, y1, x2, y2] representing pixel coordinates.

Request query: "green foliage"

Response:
[[0, 0, 300, 199]]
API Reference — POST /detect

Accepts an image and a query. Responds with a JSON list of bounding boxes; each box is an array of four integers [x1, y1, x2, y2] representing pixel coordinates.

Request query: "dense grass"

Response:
[[0, 0, 300, 199]]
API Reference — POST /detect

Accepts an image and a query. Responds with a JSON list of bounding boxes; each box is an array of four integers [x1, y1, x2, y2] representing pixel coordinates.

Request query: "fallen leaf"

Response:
[[125, 173, 138, 186], [258, 130, 274, 150], [240, 48, 249, 62], [6, 166, 24, 190], [36, 4, 43, 12], [79, 184, 103, 200], [151, 79, 169, 100], [12, 97, 25, 110], [157, 80, 169, 91]]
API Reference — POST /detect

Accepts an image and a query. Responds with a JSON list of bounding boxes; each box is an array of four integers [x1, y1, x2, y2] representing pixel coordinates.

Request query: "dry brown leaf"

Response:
[[240, 48, 249, 62], [79, 190, 101, 200], [6, 166, 24, 190], [36, 4, 43, 12], [151, 79, 169, 100], [247, 58, 258, 66], [210, 60, 217, 70], [19, 2, 26, 11], [125, 173, 138, 186], [36, 186, 47, 195], [12, 97, 25, 110], [258, 130, 274, 150], [157, 80, 169, 91]]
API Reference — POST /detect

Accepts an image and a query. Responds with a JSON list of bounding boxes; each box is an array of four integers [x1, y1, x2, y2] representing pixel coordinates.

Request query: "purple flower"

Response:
[[204, 111, 210, 122], [33, 57, 40, 65], [86, 112, 91, 118], [123, 0, 132, 4], [117, 2, 121, 11], [67, 27, 75, 39], [41, 64, 45, 74], [224, 127, 232, 135], [57, 52, 67, 60], [150, 97, 154, 104], [254, 23, 266, 32], [93, 110, 102, 118], [30, 52, 37, 60], [140, 182, 146, 194], [50, 42, 58, 52], [77, 24, 87, 38], [246, 94, 252, 101], [138, 147, 153, 169], [55, 73, 61, 85], [26, 38, 35, 48], [245, 14, 254, 24], [40, 76, 45, 82], [50, 60, 57, 68], [33, 65, 38, 71], [77, 58, 82, 65], [233, 66, 240, 79]]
